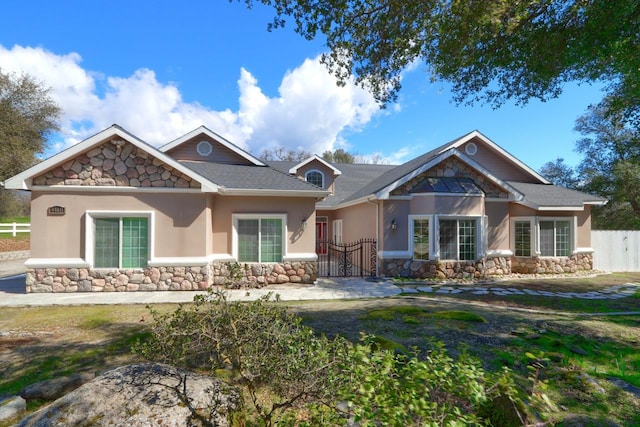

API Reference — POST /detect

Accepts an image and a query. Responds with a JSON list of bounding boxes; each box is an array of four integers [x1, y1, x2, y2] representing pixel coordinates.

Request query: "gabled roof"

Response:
[[446, 130, 550, 184], [288, 155, 342, 175], [3, 125, 219, 192], [159, 125, 265, 166]]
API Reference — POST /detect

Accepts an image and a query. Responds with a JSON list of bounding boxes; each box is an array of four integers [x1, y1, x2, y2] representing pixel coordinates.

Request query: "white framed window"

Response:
[[511, 217, 575, 257], [85, 211, 153, 269], [437, 217, 479, 261], [332, 219, 343, 244], [305, 169, 324, 188], [233, 214, 286, 263], [513, 218, 533, 257], [539, 219, 572, 257], [196, 140, 213, 156], [410, 215, 432, 261]]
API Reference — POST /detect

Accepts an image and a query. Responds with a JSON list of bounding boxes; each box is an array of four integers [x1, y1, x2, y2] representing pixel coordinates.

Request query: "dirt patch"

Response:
[[0, 237, 29, 253]]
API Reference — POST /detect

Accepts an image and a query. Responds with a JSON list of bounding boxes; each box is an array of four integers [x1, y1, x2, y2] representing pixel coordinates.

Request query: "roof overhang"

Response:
[[3, 125, 220, 193], [218, 188, 330, 199]]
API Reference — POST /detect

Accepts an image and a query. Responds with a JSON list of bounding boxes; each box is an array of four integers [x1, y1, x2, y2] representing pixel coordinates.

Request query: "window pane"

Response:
[[413, 219, 429, 260], [515, 221, 531, 257], [261, 219, 283, 262], [238, 219, 259, 262], [306, 171, 324, 188], [122, 218, 148, 268], [555, 221, 571, 256], [459, 219, 476, 261], [439, 220, 457, 260], [539, 221, 555, 256], [95, 218, 119, 268]]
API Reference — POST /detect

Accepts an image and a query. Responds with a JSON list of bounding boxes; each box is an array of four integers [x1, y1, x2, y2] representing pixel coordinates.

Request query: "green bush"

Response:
[[136, 290, 538, 426]]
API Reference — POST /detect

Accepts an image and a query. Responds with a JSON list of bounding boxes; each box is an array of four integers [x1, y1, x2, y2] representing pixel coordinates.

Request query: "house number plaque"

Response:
[[47, 206, 66, 216]]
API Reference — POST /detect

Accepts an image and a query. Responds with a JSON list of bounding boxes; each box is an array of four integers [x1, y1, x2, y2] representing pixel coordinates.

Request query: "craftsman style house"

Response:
[[4, 125, 605, 292]]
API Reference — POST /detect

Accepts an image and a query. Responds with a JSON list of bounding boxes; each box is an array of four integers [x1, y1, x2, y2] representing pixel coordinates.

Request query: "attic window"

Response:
[[465, 142, 478, 156], [196, 140, 213, 156], [305, 170, 324, 188], [411, 177, 483, 194]]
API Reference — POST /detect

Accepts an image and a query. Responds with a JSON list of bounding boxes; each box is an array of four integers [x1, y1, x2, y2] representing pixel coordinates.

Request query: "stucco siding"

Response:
[[409, 194, 484, 215], [381, 200, 410, 252], [334, 202, 377, 243], [30, 191, 209, 259], [485, 201, 510, 250], [209, 195, 316, 256]]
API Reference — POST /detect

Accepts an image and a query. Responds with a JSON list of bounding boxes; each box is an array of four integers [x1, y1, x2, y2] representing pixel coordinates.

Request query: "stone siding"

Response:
[[25, 261, 317, 293], [33, 140, 200, 189], [383, 253, 594, 279], [511, 253, 593, 274], [383, 256, 512, 280], [390, 157, 508, 198]]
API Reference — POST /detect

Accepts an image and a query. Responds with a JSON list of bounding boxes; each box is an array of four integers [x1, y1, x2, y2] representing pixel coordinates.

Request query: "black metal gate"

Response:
[[317, 238, 377, 277]]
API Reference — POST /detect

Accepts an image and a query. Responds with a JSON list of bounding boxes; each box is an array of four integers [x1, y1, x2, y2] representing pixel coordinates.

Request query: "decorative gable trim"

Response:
[[288, 155, 342, 176], [375, 149, 525, 201], [4, 125, 220, 192], [160, 125, 265, 166], [446, 130, 550, 184]]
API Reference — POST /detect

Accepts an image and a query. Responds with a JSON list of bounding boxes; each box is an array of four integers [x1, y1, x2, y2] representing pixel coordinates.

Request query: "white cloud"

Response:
[[0, 44, 383, 157]]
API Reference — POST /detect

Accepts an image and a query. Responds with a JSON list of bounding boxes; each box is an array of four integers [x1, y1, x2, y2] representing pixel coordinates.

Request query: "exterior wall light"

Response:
[[391, 218, 397, 230]]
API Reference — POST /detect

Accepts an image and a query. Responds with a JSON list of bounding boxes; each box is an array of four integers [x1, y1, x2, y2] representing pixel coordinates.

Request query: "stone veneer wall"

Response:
[[390, 157, 509, 198], [383, 253, 593, 279], [511, 253, 593, 274], [32, 140, 200, 189], [25, 261, 318, 293], [383, 257, 512, 280]]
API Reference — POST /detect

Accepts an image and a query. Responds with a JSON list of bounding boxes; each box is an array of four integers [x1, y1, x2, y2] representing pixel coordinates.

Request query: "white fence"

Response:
[[0, 222, 31, 237], [592, 230, 640, 272]]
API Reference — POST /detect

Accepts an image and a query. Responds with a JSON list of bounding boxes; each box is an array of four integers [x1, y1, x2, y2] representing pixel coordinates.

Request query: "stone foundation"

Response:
[[511, 253, 593, 274], [25, 261, 318, 293], [383, 253, 594, 279], [382, 256, 512, 280]]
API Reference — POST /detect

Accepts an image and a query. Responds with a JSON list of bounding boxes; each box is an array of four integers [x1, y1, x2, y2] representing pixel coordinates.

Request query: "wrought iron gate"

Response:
[[317, 238, 377, 277]]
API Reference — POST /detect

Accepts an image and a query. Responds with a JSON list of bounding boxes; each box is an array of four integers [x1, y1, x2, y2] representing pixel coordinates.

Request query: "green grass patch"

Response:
[[0, 216, 30, 223], [360, 306, 487, 325]]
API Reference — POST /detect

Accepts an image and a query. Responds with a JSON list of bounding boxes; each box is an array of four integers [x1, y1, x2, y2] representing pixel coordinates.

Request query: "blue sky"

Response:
[[1, 0, 604, 170]]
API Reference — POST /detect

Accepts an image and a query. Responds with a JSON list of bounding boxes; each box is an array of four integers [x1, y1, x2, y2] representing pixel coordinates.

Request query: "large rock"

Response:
[[0, 396, 26, 423], [17, 363, 241, 427], [20, 372, 95, 401]]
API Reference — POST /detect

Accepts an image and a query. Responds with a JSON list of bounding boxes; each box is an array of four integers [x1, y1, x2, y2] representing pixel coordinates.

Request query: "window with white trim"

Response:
[[438, 218, 477, 261], [235, 215, 285, 263], [539, 219, 571, 257], [412, 218, 430, 260], [514, 220, 532, 257], [92, 216, 149, 268], [511, 217, 574, 257], [305, 169, 324, 188]]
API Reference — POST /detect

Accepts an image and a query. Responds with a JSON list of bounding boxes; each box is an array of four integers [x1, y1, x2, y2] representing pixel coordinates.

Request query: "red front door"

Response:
[[316, 221, 328, 254]]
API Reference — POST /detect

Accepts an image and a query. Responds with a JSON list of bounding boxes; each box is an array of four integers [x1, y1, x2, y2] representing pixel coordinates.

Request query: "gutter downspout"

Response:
[[366, 197, 380, 277]]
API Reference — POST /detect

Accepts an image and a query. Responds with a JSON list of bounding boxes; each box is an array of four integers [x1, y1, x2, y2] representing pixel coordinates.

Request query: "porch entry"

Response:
[[316, 238, 377, 277]]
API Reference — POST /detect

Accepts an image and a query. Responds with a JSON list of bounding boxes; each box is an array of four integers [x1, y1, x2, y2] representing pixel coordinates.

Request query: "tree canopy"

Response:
[[322, 148, 355, 163], [0, 69, 60, 217], [240, 0, 639, 120], [0, 69, 60, 182], [540, 98, 640, 229]]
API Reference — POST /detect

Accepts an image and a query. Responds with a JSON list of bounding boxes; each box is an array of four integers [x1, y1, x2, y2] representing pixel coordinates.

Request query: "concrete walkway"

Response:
[[1, 256, 639, 307]]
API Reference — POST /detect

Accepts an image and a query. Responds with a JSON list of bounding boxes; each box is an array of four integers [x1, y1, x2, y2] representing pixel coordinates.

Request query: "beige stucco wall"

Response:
[[381, 200, 410, 252], [30, 191, 209, 259], [209, 195, 316, 256], [485, 201, 510, 251], [332, 202, 377, 243], [408, 194, 484, 215]]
